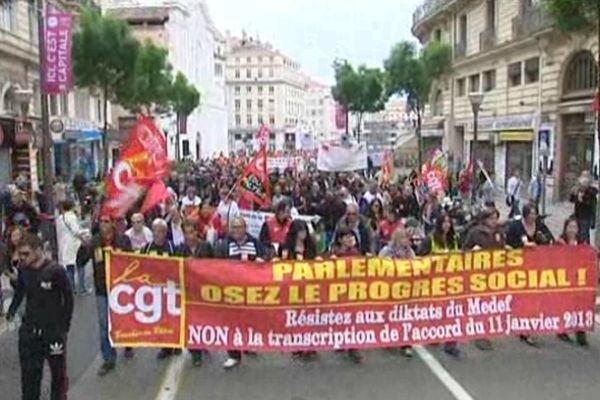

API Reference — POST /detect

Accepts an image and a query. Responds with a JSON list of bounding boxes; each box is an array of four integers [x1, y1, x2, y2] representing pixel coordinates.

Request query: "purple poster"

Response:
[[42, 6, 73, 95]]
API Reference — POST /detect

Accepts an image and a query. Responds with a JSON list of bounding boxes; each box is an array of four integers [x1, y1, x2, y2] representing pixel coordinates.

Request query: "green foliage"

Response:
[[170, 72, 201, 117], [119, 42, 174, 113], [384, 40, 451, 110], [332, 60, 385, 132], [72, 8, 139, 101], [541, 0, 598, 32]]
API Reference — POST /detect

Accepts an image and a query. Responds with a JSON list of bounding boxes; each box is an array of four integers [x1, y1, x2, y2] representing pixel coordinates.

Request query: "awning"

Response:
[[64, 129, 102, 142], [394, 134, 418, 152], [499, 130, 534, 142]]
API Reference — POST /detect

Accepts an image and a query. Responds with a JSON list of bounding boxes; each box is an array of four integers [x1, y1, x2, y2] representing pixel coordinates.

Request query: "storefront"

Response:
[[50, 117, 102, 180], [500, 130, 534, 187], [0, 117, 35, 188]]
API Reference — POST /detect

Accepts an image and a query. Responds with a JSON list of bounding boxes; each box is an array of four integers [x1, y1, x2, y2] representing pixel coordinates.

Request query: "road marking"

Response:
[[415, 345, 475, 400], [155, 353, 186, 400]]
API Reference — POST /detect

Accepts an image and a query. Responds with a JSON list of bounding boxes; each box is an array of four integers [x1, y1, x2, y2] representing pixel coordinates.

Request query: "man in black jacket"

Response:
[[77, 214, 132, 376], [570, 171, 598, 244], [179, 221, 213, 366], [7, 233, 73, 400]]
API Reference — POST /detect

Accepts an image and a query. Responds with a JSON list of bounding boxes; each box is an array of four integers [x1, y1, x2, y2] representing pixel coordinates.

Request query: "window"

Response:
[[508, 61, 522, 87], [269, 68, 274, 77], [268, 98, 275, 106], [269, 86, 275, 95], [60, 95, 69, 115], [235, 100, 240, 111], [270, 56, 274, 63], [563, 51, 598, 96], [49, 95, 58, 116], [246, 86, 252, 94], [483, 69, 496, 91], [234, 86, 240, 96], [269, 115, 275, 125], [97, 98, 102, 122], [459, 15, 467, 45], [258, 56, 263, 63], [214, 63, 223, 76], [486, 0, 496, 29], [0, 0, 14, 32], [258, 99, 263, 110], [434, 29, 442, 42], [258, 86, 263, 95], [235, 57, 240, 64], [246, 100, 252, 110], [235, 69, 240, 78], [246, 69, 251, 79], [456, 78, 466, 97], [235, 114, 241, 126], [246, 57, 251, 63], [182, 140, 190, 157], [469, 74, 480, 92], [258, 115, 264, 124], [246, 115, 252, 126], [525, 57, 540, 83], [28, 1, 37, 43], [258, 68, 263, 78]]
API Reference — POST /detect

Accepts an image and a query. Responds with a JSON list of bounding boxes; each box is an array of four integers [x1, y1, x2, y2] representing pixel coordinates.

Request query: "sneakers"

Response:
[[444, 344, 462, 359], [223, 357, 240, 370], [191, 352, 203, 367], [474, 339, 493, 351], [401, 346, 414, 358], [123, 348, 135, 359], [347, 349, 363, 364], [575, 332, 589, 347], [520, 335, 540, 347], [97, 360, 116, 377], [156, 349, 172, 360]]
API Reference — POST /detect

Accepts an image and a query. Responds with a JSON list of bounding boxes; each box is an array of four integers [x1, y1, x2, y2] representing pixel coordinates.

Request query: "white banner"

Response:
[[239, 209, 319, 239], [317, 142, 368, 172], [267, 157, 304, 172]]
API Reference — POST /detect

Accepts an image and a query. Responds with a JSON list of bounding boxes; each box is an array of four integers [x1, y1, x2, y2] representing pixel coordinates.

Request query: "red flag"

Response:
[[102, 115, 169, 218], [236, 145, 270, 208], [255, 125, 269, 148], [379, 151, 393, 185], [140, 181, 170, 214]]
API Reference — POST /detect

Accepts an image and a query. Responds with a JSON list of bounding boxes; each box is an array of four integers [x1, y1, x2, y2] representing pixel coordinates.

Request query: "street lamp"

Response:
[[469, 92, 485, 203], [539, 139, 549, 216]]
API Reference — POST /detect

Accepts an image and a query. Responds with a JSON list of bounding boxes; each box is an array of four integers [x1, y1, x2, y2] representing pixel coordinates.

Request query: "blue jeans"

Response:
[[66, 264, 87, 293], [96, 295, 117, 363], [577, 218, 592, 244]]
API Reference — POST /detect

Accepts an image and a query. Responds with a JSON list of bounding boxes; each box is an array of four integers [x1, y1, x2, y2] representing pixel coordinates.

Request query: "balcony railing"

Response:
[[479, 26, 496, 51], [512, 4, 553, 39], [413, 0, 455, 27]]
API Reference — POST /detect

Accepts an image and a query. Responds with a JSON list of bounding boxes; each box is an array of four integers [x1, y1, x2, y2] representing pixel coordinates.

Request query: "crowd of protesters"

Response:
[[0, 153, 597, 399]]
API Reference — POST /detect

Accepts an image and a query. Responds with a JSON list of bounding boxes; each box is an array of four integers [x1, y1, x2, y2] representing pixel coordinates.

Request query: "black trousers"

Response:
[[19, 326, 68, 400]]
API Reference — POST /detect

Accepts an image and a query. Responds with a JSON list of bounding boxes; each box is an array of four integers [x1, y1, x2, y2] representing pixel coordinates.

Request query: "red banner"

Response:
[[107, 246, 597, 351], [235, 145, 270, 208]]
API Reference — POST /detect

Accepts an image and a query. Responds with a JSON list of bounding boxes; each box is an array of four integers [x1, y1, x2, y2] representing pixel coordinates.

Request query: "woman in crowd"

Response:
[[556, 217, 589, 347], [279, 220, 318, 361], [378, 227, 415, 358], [417, 214, 461, 358], [378, 208, 403, 248], [168, 208, 185, 248]]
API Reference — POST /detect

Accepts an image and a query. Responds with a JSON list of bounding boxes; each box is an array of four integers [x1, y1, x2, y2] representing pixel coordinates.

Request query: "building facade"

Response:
[[225, 34, 308, 153], [305, 80, 339, 142], [0, 0, 107, 190], [412, 0, 598, 199], [105, 0, 229, 160]]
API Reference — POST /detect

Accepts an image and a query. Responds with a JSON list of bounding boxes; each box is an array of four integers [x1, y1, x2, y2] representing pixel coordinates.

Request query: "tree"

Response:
[[542, 0, 600, 248], [119, 42, 174, 114], [332, 60, 385, 141], [384, 40, 451, 168], [72, 8, 140, 172], [169, 72, 201, 160]]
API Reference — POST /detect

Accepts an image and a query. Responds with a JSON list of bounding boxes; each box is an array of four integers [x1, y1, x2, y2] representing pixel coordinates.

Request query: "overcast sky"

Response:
[[207, 0, 423, 85]]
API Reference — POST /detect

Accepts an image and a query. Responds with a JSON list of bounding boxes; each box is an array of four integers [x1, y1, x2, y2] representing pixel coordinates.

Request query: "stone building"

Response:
[[412, 0, 598, 198]]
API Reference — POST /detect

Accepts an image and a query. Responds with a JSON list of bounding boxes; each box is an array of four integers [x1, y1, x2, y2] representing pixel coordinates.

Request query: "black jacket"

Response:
[[77, 234, 132, 296], [7, 259, 73, 335], [178, 241, 214, 258]]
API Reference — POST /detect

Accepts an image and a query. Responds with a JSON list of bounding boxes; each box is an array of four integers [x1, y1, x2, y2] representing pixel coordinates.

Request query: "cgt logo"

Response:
[[109, 260, 181, 324]]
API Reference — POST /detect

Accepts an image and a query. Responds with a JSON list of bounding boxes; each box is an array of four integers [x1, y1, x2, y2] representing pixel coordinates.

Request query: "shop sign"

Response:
[[63, 118, 96, 132], [465, 114, 535, 132]]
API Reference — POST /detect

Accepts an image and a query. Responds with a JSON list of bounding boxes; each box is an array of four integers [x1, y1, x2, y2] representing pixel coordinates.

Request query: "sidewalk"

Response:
[[494, 194, 573, 237]]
